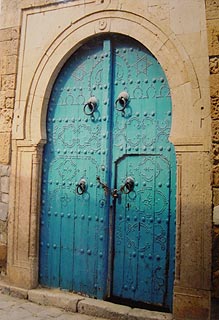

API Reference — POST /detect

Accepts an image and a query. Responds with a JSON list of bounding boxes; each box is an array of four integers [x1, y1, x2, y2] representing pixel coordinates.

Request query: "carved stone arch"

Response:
[[13, 10, 201, 146]]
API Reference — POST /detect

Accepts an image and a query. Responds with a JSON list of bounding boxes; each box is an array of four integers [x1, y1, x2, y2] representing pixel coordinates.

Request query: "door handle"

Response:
[[115, 91, 129, 113], [120, 176, 135, 194], [76, 178, 87, 195], [83, 97, 97, 115]]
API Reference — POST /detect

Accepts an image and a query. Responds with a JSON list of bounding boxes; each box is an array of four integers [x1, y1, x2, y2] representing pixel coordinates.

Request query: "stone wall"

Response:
[[0, 165, 9, 274], [206, 0, 219, 298], [0, 26, 20, 274]]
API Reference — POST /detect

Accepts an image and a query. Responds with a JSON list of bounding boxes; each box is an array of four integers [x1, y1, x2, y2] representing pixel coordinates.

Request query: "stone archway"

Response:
[[8, 6, 212, 319]]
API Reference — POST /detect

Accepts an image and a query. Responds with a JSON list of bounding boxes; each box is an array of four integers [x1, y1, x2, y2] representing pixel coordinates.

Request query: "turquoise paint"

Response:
[[40, 35, 176, 310]]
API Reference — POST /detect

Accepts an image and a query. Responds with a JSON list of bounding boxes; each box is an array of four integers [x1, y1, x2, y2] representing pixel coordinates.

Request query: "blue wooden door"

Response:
[[111, 40, 176, 309], [40, 35, 176, 309]]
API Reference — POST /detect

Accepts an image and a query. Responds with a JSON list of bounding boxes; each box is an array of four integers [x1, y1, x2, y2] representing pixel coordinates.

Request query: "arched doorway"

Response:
[[39, 34, 176, 310]]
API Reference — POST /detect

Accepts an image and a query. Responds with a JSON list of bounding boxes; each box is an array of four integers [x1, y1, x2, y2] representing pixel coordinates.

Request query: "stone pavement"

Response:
[[2, 292, 219, 320], [0, 280, 217, 320], [0, 292, 106, 320], [0, 291, 174, 320], [0, 281, 173, 320]]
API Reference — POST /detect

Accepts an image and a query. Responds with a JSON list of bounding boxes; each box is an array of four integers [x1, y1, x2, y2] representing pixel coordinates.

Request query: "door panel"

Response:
[[111, 38, 175, 307], [40, 35, 176, 309], [40, 38, 112, 298], [113, 155, 171, 305]]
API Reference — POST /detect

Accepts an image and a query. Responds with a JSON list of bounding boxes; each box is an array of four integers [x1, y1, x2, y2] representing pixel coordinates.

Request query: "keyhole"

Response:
[[126, 203, 130, 210]]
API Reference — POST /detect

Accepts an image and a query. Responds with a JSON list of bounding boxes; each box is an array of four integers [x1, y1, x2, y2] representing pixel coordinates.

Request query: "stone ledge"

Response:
[[78, 298, 131, 320], [128, 308, 173, 320], [78, 298, 173, 320], [0, 281, 173, 320], [0, 281, 28, 299], [28, 288, 84, 313]]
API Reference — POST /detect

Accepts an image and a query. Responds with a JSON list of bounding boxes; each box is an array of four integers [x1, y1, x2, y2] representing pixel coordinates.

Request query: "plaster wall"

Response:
[[0, 1, 213, 319]]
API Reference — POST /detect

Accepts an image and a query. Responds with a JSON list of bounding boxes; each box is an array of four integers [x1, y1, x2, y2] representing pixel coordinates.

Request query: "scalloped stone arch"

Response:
[[22, 10, 198, 146]]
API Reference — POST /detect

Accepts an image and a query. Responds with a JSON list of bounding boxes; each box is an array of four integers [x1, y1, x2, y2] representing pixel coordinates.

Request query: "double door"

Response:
[[40, 35, 176, 309]]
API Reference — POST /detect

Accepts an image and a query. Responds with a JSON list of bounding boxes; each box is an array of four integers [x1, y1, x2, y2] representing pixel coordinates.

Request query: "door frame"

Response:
[[8, 6, 212, 319], [39, 35, 177, 308]]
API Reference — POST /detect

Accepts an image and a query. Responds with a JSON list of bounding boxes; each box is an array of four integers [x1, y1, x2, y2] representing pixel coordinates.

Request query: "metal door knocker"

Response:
[[115, 91, 129, 112], [76, 178, 87, 195], [83, 97, 97, 116], [120, 176, 135, 194]]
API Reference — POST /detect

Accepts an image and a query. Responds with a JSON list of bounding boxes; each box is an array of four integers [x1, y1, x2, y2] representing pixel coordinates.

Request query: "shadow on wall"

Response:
[[213, 225, 219, 298], [0, 241, 7, 276]]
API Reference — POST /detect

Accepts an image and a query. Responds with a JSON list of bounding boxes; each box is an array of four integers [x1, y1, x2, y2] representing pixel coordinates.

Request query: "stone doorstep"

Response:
[[0, 281, 173, 320]]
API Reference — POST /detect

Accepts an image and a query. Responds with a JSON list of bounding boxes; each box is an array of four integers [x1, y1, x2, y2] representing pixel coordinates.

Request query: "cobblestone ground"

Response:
[[0, 293, 105, 320]]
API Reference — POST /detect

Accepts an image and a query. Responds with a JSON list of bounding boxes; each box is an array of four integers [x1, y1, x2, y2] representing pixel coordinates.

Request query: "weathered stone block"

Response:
[[212, 144, 219, 161], [0, 165, 10, 177], [213, 205, 219, 225], [0, 38, 19, 56], [28, 288, 82, 312], [78, 298, 131, 320], [1, 55, 18, 75], [212, 120, 219, 142], [0, 108, 13, 131], [170, 1, 203, 35], [1, 194, 9, 204], [0, 220, 7, 244], [0, 243, 7, 273], [206, 0, 219, 20], [211, 95, 219, 120], [1, 75, 16, 91], [0, 94, 6, 109], [0, 133, 11, 164], [11, 27, 20, 40], [0, 245, 7, 263], [207, 20, 219, 56], [0, 203, 8, 221], [210, 74, 219, 97], [210, 56, 219, 74], [0, 28, 12, 42], [11, 39, 19, 56], [0, 284, 28, 299], [148, 2, 169, 22], [212, 165, 219, 186], [173, 287, 210, 320], [213, 188, 219, 206], [5, 98, 14, 109], [128, 308, 173, 320], [5, 90, 15, 98], [0, 41, 13, 56]]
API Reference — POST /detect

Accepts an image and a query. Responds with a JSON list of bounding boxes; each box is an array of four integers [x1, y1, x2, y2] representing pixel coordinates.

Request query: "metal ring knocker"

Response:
[[115, 91, 129, 112], [76, 178, 87, 195], [120, 177, 135, 194], [83, 97, 97, 116]]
